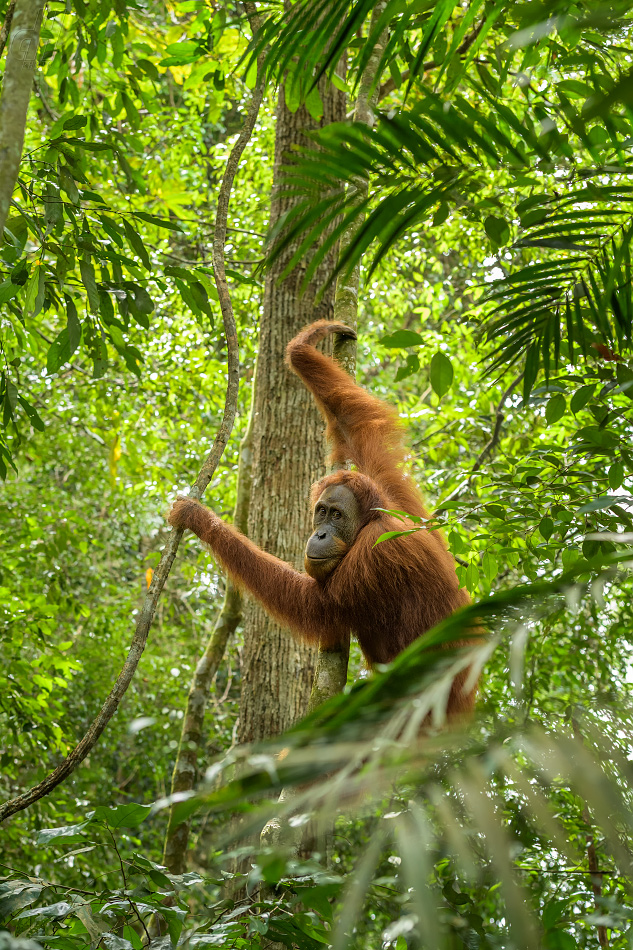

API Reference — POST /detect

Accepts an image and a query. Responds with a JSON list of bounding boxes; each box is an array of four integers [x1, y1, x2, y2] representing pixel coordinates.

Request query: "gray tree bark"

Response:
[[238, 80, 346, 744], [0, 0, 44, 236]]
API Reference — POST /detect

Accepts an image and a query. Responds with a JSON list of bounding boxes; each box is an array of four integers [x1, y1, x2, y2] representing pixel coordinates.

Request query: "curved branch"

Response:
[[0, 37, 265, 826]]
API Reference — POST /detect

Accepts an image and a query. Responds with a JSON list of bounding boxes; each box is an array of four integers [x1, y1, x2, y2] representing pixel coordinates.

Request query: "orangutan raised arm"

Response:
[[168, 320, 475, 717], [285, 320, 426, 519]]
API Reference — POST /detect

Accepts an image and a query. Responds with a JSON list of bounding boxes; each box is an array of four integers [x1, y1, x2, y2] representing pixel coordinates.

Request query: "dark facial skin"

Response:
[[304, 484, 361, 583]]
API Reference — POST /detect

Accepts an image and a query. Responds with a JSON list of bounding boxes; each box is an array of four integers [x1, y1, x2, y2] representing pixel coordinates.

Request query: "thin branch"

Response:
[[436, 372, 523, 511], [0, 0, 16, 58], [162, 251, 263, 267], [33, 73, 58, 121], [0, 17, 265, 825]]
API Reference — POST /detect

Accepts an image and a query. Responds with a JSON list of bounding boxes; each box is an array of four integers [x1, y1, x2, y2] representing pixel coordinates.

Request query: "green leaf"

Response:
[[24, 268, 45, 317], [108, 325, 125, 348], [128, 283, 154, 315], [430, 351, 453, 398], [137, 58, 159, 80], [121, 91, 140, 129], [44, 182, 63, 227], [59, 166, 80, 204], [0, 280, 20, 304], [373, 529, 417, 546], [122, 219, 151, 269], [608, 460, 624, 490], [63, 114, 87, 129], [545, 393, 566, 424], [102, 935, 134, 950], [542, 899, 567, 930], [464, 562, 479, 592], [305, 84, 324, 121], [433, 201, 450, 226], [379, 330, 424, 348], [577, 496, 626, 515], [539, 517, 554, 540], [0, 881, 44, 917], [4, 381, 18, 419], [582, 538, 600, 559], [80, 259, 100, 311], [395, 353, 420, 381], [17, 396, 45, 431], [36, 821, 90, 844], [66, 294, 81, 349], [17, 901, 72, 920], [134, 211, 183, 232], [482, 552, 498, 583], [570, 384, 595, 413], [284, 82, 301, 114], [92, 802, 152, 827], [484, 215, 510, 245]]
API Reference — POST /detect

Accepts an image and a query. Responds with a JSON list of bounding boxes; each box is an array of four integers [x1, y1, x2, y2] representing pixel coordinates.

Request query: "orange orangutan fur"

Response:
[[168, 320, 475, 716]]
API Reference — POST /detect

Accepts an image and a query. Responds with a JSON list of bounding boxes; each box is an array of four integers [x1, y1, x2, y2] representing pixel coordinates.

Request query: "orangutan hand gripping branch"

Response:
[[168, 321, 475, 716]]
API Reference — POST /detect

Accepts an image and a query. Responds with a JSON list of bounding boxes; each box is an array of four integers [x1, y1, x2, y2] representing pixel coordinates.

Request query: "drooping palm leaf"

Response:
[[245, 0, 508, 106], [161, 555, 633, 949], [269, 59, 633, 381], [485, 186, 633, 383]]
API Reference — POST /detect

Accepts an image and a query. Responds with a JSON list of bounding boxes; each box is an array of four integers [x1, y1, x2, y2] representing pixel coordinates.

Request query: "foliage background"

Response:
[[3, 1, 633, 949]]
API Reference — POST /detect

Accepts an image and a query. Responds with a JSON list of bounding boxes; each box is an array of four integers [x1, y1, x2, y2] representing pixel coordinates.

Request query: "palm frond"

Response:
[[246, 0, 508, 106], [268, 92, 545, 286], [485, 186, 633, 382], [159, 554, 633, 949]]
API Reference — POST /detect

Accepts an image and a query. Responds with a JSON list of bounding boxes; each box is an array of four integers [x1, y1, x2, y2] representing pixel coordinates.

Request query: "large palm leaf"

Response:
[[164, 555, 633, 948]]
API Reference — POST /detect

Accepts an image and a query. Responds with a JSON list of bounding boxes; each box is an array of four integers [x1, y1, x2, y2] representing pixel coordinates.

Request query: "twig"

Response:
[[0, 0, 16, 57], [0, 0, 45, 236], [33, 74, 58, 121], [0, 21, 264, 825], [436, 371, 523, 510], [162, 251, 263, 267]]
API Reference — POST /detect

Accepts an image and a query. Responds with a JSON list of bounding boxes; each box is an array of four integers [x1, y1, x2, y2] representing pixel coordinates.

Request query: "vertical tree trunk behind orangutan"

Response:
[[238, 81, 346, 744]]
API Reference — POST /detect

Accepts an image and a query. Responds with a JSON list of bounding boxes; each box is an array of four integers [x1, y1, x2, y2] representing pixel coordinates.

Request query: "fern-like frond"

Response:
[[485, 186, 633, 384]]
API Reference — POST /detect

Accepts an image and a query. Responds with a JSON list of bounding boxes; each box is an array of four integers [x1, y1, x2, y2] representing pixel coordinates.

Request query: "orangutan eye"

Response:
[[332, 509, 341, 519], [316, 505, 326, 516]]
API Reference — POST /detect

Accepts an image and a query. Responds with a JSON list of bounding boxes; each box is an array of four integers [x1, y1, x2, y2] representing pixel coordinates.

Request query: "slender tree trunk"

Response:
[[160, 1, 264, 872], [238, 80, 346, 744], [0, 0, 44, 236], [307, 2, 388, 714]]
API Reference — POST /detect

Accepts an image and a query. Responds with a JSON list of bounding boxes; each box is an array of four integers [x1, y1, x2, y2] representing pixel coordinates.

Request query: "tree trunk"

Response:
[[0, 0, 45, 236], [307, 2, 388, 715], [238, 81, 346, 744]]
